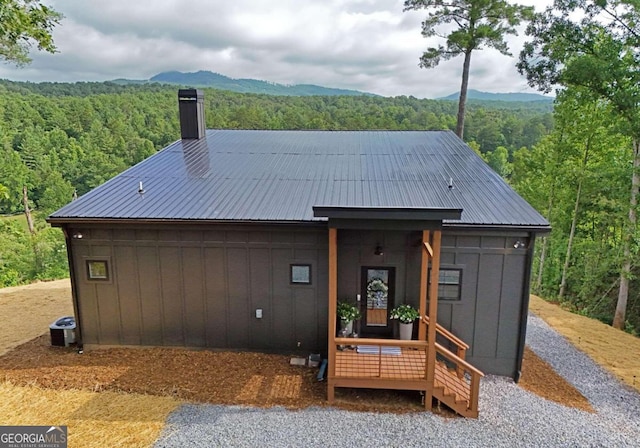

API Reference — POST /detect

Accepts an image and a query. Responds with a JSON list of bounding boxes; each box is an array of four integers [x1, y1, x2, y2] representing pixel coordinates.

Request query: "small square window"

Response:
[[87, 260, 109, 281], [290, 264, 311, 285]]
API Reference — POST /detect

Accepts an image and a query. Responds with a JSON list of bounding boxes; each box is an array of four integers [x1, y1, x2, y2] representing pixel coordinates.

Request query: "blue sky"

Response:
[[0, 0, 552, 98]]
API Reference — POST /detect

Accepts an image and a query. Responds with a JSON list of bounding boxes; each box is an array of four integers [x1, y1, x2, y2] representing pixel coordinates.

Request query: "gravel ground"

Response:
[[155, 315, 640, 447]]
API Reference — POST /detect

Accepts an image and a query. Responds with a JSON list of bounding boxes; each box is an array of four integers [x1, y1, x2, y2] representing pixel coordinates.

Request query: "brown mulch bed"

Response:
[[519, 347, 594, 413], [0, 336, 592, 414]]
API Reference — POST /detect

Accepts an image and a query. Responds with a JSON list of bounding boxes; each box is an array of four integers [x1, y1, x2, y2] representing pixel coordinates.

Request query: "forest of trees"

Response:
[[1, 78, 638, 334]]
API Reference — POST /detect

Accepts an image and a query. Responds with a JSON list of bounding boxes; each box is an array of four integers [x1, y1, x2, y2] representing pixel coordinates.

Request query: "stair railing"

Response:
[[421, 315, 468, 378]]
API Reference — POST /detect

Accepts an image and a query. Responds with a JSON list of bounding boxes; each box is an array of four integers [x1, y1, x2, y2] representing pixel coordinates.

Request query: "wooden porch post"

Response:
[[424, 230, 442, 410], [327, 227, 338, 402], [418, 230, 430, 341]]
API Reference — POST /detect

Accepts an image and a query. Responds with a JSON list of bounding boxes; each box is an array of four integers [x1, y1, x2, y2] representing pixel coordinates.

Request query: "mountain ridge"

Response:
[[438, 89, 553, 102], [112, 70, 375, 97]]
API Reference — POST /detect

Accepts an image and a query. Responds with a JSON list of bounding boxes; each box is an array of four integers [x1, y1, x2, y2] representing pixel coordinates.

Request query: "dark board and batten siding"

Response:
[[438, 232, 532, 377], [70, 225, 328, 353]]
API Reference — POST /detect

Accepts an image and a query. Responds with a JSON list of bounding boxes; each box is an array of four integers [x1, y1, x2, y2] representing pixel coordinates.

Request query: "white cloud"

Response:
[[0, 0, 554, 98]]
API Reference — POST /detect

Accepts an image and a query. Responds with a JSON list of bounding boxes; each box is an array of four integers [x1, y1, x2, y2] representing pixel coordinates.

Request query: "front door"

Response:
[[360, 267, 395, 337]]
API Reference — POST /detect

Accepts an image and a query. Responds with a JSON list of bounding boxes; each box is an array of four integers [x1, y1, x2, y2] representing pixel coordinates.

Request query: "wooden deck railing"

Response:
[[333, 337, 429, 381]]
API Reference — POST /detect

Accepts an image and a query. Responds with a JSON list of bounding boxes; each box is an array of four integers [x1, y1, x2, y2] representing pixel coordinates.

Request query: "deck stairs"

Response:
[[422, 315, 484, 418]]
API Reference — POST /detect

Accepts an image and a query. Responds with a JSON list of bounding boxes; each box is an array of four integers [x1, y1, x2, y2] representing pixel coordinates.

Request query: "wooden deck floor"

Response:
[[335, 347, 470, 403]]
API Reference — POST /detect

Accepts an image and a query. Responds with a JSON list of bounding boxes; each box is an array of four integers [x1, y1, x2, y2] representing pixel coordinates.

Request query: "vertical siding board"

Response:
[[316, 241, 329, 351], [159, 246, 184, 345], [473, 253, 504, 358], [436, 303, 453, 331], [272, 248, 294, 347], [137, 246, 162, 345], [114, 245, 141, 345], [91, 245, 121, 345], [204, 247, 227, 347], [73, 244, 100, 344], [249, 248, 271, 349], [294, 287, 317, 349], [497, 253, 527, 358], [450, 252, 480, 352], [182, 247, 206, 346], [226, 247, 250, 347]]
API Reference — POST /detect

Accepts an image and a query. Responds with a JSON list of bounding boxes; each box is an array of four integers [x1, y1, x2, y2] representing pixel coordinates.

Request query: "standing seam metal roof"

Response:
[[49, 130, 549, 229]]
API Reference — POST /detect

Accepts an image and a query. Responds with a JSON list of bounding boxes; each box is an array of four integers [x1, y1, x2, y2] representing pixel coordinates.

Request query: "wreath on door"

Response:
[[367, 278, 388, 309]]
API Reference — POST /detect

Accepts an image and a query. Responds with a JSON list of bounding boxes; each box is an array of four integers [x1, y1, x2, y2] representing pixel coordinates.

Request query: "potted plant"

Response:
[[337, 301, 361, 335], [390, 304, 420, 340]]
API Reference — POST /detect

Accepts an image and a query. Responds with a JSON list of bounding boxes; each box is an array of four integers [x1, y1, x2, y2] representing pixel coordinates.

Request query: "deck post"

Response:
[[424, 230, 442, 410], [418, 230, 430, 342], [327, 227, 338, 402]]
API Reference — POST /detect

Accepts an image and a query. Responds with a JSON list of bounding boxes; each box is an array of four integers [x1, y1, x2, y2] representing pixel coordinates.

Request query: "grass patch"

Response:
[[0, 382, 180, 448], [0, 213, 30, 232], [530, 294, 640, 393]]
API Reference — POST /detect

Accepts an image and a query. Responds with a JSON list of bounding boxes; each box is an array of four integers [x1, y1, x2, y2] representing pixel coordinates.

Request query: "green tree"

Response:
[[485, 146, 512, 178], [404, 0, 533, 138], [0, 0, 62, 65], [518, 0, 640, 329]]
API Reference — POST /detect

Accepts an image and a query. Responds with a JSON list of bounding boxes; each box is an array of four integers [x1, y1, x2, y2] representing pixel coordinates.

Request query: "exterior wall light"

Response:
[[72, 232, 83, 239], [375, 245, 384, 256], [513, 240, 525, 249]]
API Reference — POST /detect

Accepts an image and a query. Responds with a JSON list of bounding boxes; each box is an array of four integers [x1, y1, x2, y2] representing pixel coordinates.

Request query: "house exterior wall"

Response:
[[68, 224, 328, 353], [67, 223, 533, 378]]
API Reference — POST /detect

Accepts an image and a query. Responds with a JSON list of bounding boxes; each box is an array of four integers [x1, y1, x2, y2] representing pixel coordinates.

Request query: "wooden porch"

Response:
[[325, 226, 484, 418]]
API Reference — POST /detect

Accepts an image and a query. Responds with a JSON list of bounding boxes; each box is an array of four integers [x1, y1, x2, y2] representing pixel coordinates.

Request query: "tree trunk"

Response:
[[455, 49, 472, 139], [535, 182, 556, 292], [22, 185, 35, 235], [558, 179, 583, 299], [613, 138, 640, 329], [535, 237, 547, 293], [559, 140, 591, 300]]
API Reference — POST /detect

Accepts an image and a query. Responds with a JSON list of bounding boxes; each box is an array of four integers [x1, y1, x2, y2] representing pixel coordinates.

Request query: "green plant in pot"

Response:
[[337, 301, 361, 334], [390, 304, 420, 340], [390, 304, 420, 324]]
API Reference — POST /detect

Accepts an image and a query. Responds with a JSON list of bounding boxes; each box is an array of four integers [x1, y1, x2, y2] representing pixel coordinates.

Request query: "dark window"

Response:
[[290, 264, 311, 285], [86, 260, 109, 281], [429, 268, 462, 301]]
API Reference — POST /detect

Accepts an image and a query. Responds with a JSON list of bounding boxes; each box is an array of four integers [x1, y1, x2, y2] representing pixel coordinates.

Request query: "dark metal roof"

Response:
[[49, 130, 550, 230]]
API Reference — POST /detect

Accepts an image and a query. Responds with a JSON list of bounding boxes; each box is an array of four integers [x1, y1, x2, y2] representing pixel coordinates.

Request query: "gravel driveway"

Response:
[[155, 315, 640, 447]]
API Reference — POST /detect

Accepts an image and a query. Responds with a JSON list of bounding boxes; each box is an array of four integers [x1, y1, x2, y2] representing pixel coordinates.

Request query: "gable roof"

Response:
[[49, 130, 549, 231]]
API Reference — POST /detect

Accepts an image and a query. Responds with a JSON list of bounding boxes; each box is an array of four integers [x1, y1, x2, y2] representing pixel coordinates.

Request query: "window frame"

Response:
[[84, 256, 112, 283], [428, 266, 463, 302], [290, 263, 312, 285]]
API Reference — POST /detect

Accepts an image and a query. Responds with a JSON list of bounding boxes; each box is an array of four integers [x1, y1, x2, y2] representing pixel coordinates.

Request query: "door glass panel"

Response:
[[366, 269, 389, 326]]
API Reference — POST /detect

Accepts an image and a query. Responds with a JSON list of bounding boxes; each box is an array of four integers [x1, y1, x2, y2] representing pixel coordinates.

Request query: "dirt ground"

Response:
[[0, 279, 72, 356], [0, 280, 599, 415]]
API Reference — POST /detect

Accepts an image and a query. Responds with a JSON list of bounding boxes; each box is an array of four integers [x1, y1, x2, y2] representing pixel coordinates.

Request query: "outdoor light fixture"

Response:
[[513, 240, 526, 249], [375, 245, 384, 256], [72, 232, 83, 239]]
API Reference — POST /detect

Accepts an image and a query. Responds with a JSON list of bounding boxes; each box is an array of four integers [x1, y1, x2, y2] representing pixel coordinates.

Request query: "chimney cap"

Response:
[[178, 89, 204, 100]]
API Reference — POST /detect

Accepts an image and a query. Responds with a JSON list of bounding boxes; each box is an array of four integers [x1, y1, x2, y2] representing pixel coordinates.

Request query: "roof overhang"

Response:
[[313, 206, 463, 230]]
